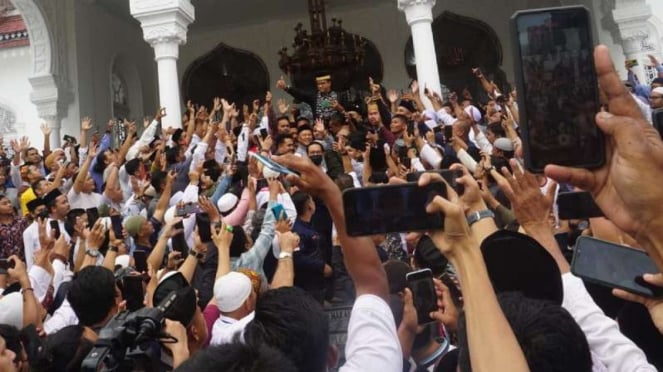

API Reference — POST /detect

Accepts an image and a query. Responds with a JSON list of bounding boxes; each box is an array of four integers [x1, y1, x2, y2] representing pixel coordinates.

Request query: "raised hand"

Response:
[[500, 159, 557, 230], [265, 90, 273, 104], [81, 117, 93, 131], [544, 45, 663, 263], [276, 76, 287, 90], [277, 98, 290, 115], [410, 80, 419, 95], [187, 100, 195, 114], [429, 278, 459, 332], [40, 122, 52, 136], [387, 89, 400, 104]]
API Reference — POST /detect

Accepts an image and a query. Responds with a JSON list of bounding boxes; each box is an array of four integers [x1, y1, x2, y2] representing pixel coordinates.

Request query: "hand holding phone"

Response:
[[406, 269, 437, 324], [572, 236, 663, 298], [511, 6, 604, 172], [49, 220, 61, 240]]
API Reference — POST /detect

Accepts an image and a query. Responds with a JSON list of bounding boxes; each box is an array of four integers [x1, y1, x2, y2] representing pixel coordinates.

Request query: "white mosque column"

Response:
[[613, 0, 653, 84], [398, 0, 441, 109], [130, 0, 194, 129]]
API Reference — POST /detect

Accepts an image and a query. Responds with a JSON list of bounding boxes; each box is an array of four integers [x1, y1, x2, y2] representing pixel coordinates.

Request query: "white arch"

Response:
[[8, 0, 52, 76]]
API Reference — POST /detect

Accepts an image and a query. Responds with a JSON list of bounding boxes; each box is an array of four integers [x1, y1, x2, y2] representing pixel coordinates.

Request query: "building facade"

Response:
[[0, 0, 660, 148]]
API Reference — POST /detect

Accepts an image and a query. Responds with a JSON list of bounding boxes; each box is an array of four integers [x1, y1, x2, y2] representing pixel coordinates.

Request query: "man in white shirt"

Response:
[[22, 189, 71, 269], [209, 272, 256, 346]]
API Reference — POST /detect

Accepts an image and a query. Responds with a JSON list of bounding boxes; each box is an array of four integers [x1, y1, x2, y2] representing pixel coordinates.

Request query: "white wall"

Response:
[[0, 45, 41, 147]]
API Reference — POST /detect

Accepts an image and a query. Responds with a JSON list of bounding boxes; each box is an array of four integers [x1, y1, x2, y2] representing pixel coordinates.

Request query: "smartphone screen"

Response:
[[444, 125, 453, 140], [557, 191, 604, 219], [110, 215, 124, 239], [171, 221, 189, 259], [406, 169, 464, 196], [343, 182, 445, 236], [196, 213, 212, 243], [406, 269, 437, 324], [49, 220, 61, 240], [272, 203, 286, 220], [0, 258, 13, 271], [122, 275, 145, 312], [572, 236, 663, 298], [86, 208, 99, 228], [511, 6, 604, 172], [133, 250, 148, 273]]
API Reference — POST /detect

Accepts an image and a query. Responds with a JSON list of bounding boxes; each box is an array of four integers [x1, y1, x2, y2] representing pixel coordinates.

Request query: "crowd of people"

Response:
[[0, 43, 662, 372]]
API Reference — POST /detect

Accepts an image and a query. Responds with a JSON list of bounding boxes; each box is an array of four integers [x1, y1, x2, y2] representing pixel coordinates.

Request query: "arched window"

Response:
[[404, 11, 508, 102], [111, 71, 130, 121]]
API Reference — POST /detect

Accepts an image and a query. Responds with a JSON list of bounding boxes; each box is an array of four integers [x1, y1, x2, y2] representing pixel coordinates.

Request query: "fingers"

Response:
[[612, 288, 647, 305], [643, 273, 663, 287], [544, 164, 597, 191], [594, 45, 643, 120]]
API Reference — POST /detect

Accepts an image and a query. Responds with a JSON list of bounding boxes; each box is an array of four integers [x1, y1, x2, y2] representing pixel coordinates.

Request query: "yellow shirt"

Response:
[[19, 187, 36, 216]]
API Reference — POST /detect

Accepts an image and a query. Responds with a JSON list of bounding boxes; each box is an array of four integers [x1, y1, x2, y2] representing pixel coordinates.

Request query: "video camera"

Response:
[[81, 289, 181, 372]]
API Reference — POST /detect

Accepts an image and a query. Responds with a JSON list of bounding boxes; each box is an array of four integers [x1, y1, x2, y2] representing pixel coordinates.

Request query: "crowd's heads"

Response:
[[390, 114, 408, 136], [297, 125, 314, 147], [649, 87, 663, 109], [457, 292, 592, 372], [176, 342, 298, 372], [214, 272, 256, 315], [32, 325, 94, 372], [123, 215, 149, 238], [481, 230, 563, 305], [274, 134, 295, 155], [67, 266, 119, 328], [315, 73, 332, 93], [43, 189, 70, 218], [292, 191, 315, 217], [153, 272, 197, 327], [307, 142, 325, 166], [244, 287, 332, 372]]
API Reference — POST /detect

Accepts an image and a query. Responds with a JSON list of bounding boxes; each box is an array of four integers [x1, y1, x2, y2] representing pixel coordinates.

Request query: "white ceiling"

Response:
[[97, 0, 390, 31]]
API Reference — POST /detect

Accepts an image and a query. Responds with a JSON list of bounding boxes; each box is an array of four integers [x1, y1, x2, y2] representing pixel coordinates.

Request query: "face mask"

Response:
[[310, 155, 323, 166]]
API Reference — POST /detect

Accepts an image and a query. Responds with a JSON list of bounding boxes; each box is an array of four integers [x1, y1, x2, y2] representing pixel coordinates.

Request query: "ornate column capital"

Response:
[[397, 0, 436, 26], [130, 0, 195, 57]]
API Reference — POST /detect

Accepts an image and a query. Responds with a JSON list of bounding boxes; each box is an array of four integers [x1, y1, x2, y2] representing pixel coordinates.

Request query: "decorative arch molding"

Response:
[[181, 43, 270, 111], [8, 0, 72, 145]]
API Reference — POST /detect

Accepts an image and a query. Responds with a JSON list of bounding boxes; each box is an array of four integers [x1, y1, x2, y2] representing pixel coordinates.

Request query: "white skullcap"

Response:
[[464, 105, 482, 123], [217, 193, 239, 214], [214, 272, 253, 312], [0, 292, 23, 329]]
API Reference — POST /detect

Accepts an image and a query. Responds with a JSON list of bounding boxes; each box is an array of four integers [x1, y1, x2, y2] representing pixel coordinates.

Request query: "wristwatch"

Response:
[[189, 249, 205, 260], [467, 209, 495, 226], [278, 251, 293, 260], [86, 249, 100, 258]]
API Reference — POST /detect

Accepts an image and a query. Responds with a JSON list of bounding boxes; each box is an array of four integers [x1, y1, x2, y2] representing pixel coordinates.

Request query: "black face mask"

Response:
[[310, 155, 324, 166]]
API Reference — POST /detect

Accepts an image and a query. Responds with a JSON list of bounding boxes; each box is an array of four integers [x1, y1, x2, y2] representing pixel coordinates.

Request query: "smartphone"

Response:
[[133, 250, 148, 273], [110, 215, 124, 239], [511, 6, 604, 172], [572, 236, 663, 298], [260, 128, 268, 139], [175, 203, 199, 217], [19, 324, 42, 364], [444, 125, 453, 140], [196, 213, 212, 243], [343, 182, 445, 236], [86, 207, 99, 228], [557, 191, 603, 219], [406, 169, 465, 196], [250, 152, 299, 176], [0, 258, 14, 270], [122, 275, 145, 312], [171, 221, 189, 259], [272, 203, 286, 220], [406, 269, 437, 324], [50, 220, 61, 240]]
